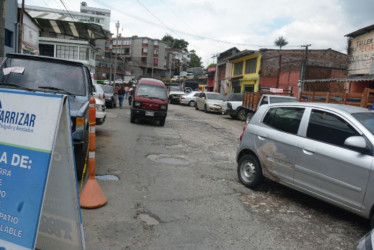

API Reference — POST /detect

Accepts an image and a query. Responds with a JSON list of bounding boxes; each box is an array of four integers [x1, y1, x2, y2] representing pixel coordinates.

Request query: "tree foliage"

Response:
[[189, 50, 202, 67], [206, 63, 216, 70], [274, 36, 288, 50], [162, 34, 189, 50]]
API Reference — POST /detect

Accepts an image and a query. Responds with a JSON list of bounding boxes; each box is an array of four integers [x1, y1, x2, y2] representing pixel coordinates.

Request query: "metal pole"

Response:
[[114, 21, 120, 83], [18, 0, 25, 53]]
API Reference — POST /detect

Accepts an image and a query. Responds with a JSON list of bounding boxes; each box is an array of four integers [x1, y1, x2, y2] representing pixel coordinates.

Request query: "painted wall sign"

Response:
[[0, 89, 84, 250], [348, 30, 374, 75]]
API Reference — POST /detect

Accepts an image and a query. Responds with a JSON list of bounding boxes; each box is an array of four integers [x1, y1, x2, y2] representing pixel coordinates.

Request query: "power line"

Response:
[[59, 0, 76, 21]]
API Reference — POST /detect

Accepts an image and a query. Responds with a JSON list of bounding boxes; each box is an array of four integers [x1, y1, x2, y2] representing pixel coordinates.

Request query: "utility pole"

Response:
[[113, 21, 120, 84], [299, 44, 311, 95], [18, 0, 25, 53], [0, 0, 5, 58]]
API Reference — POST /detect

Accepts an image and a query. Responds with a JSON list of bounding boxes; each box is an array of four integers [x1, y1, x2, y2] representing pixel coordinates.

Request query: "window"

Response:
[[5, 29, 13, 47], [79, 47, 89, 60], [244, 85, 254, 92], [124, 48, 130, 55], [154, 40, 159, 46], [154, 50, 159, 55], [123, 39, 132, 45], [141, 57, 147, 63], [39, 44, 54, 57], [245, 58, 257, 74], [143, 39, 148, 44], [142, 48, 148, 53], [307, 110, 359, 148], [263, 107, 305, 135], [56, 45, 78, 60], [233, 61, 243, 76]]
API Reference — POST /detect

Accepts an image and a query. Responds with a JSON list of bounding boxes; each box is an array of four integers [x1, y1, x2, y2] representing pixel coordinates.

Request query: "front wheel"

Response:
[[237, 154, 263, 188], [237, 109, 247, 121], [189, 101, 195, 107]]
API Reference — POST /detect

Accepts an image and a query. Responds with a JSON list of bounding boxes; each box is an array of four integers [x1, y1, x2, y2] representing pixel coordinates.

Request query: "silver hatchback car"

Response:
[[237, 102, 374, 227]]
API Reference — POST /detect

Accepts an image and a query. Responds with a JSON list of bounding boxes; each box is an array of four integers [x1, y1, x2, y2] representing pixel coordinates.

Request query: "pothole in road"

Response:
[[95, 174, 119, 181], [147, 154, 188, 165]]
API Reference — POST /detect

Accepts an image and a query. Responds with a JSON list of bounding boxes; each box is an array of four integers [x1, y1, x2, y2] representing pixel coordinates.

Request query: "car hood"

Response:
[[68, 96, 89, 117], [207, 100, 224, 105]]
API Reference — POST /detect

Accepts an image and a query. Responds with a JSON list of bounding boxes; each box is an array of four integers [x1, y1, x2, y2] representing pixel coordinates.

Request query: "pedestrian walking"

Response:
[[124, 86, 129, 99], [118, 85, 125, 108]]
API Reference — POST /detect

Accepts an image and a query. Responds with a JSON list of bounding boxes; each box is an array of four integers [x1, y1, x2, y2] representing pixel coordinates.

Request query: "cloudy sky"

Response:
[[21, 0, 374, 67]]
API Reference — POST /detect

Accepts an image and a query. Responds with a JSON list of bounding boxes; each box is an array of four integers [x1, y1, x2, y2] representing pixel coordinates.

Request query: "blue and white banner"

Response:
[[0, 89, 84, 250]]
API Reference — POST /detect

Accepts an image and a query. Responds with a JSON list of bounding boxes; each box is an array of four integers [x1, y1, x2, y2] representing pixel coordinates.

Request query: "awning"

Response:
[[303, 74, 374, 83], [34, 18, 107, 41]]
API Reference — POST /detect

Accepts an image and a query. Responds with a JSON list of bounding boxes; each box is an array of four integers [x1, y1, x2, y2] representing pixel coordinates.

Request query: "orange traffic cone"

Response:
[[80, 97, 107, 208]]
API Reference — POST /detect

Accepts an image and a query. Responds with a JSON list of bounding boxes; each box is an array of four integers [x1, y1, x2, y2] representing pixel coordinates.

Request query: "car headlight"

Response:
[[134, 101, 141, 107], [159, 105, 167, 111], [95, 104, 105, 111]]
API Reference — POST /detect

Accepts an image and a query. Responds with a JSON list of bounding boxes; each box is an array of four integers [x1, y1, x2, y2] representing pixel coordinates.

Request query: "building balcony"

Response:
[[142, 53, 148, 56], [142, 43, 148, 47], [140, 61, 147, 66]]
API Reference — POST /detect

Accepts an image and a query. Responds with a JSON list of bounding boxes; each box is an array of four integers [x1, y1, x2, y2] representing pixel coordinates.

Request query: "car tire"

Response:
[[237, 154, 263, 188], [189, 101, 195, 107], [130, 111, 135, 123], [159, 118, 165, 126], [74, 144, 88, 180], [204, 104, 207, 113], [238, 109, 247, 121]]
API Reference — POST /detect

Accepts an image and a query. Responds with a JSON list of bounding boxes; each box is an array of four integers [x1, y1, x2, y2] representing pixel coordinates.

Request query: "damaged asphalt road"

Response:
[[81, 103, 369, 249]]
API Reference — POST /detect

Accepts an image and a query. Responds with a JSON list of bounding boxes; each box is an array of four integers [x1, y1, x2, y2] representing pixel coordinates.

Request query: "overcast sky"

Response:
[[21, 0, 374, 67]]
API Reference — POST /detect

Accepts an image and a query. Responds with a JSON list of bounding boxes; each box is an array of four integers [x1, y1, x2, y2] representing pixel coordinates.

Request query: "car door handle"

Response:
[[303, 149, 315, 155], [258, 135, 267, 140]]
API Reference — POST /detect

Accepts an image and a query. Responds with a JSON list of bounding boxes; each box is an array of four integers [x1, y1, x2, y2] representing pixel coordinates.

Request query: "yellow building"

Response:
[[229, 50, 261, 93]]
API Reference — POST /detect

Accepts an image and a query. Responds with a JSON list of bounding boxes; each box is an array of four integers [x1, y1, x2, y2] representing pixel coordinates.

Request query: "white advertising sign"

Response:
[[0, 89, 85, 250]]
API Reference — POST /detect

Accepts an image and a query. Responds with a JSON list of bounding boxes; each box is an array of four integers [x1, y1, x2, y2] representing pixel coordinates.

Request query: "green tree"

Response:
[[274, 36, 288, 50], [189, 50, 202, 67], [162, 34, 189, 50], [206, 63, 216, 70]]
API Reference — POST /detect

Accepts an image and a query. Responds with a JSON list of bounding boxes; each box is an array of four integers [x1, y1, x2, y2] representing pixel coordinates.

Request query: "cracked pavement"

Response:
[[82, 102, 369, 249]]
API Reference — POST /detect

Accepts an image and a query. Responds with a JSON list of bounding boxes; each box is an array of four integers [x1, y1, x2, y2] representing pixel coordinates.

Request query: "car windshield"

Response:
[[0, 58, 86, 96], [101, 85, 114, 93], [137, 84, 167, 100], [270, 96, 298, 103], [352, 112, 374, 135], [225, 93, 243, 101], [206, 93, 224, 100], [169, 86, 183, 91]]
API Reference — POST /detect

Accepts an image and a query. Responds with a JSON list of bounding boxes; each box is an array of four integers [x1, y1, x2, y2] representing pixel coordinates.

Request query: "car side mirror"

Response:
[[344, 136, 367, 149]]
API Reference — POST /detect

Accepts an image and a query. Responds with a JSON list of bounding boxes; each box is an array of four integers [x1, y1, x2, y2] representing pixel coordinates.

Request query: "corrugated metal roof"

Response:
[[303, 74, 374, 83], [345, 24, 374, 38], [34, 18, 107, 40]]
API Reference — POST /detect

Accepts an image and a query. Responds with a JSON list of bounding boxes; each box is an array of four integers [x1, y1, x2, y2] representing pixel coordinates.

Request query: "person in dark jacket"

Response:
[[118, 85, 125, 108]]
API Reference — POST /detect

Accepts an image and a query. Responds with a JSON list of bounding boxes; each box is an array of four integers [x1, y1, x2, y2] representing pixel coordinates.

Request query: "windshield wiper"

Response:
[[38, 86, 75, 96], [0, 82, 34, 91], [137, 94, 149, 97]]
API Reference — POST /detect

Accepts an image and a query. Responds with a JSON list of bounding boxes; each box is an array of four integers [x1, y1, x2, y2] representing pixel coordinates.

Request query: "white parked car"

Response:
[[92, 82, 107, 125], [195, 92, 224, 113], [180, 91, 200, 106]]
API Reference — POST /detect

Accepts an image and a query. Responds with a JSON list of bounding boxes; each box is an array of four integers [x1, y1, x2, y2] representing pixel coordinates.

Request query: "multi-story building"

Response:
[[112, 37, 170, 80], [80, 1, 111, 31], [223, 48, 347, 95], [25, 4, 109, 73]]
